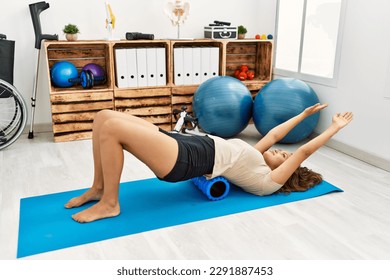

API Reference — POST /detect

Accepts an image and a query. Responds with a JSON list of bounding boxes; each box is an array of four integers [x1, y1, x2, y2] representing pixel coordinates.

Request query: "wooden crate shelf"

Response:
[[44, 39, 273, 141], [114, 87, 172, 130], [170, 40, 223, 86], [171, 85, 198, 126], [44, 41, 114, 142], [112, 40, 170, 88], [45, 41, 113, 93], [225, 40, 273, 84], [49, 90, 114, 142]]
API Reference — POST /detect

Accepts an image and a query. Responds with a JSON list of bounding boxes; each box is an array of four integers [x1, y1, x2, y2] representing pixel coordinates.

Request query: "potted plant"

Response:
[[237, 25, 247, 39], [63, 23, 80, 41]]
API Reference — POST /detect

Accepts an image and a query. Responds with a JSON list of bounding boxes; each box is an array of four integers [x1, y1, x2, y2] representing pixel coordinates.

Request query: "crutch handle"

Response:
[[29, 1, 58, 49]]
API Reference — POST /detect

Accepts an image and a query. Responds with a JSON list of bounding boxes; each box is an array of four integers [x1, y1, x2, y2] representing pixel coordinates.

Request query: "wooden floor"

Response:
[[1, 125, 389, 260]]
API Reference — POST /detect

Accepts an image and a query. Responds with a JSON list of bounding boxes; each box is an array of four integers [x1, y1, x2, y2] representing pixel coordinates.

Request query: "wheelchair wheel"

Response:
[[0, 79, 28, 150]]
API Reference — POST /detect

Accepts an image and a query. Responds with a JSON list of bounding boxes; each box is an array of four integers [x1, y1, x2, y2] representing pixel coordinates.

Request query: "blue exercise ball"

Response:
[[193, 76, 253, 138], [253, 78, 320, 143], [50, 61, 78, 88]]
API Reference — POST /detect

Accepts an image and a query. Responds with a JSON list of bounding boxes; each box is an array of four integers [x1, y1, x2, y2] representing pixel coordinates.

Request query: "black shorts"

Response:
[[158, 129, 215, 182]]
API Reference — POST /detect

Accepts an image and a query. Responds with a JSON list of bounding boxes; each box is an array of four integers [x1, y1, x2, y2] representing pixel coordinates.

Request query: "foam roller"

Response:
[[191, 176, 230, 201]]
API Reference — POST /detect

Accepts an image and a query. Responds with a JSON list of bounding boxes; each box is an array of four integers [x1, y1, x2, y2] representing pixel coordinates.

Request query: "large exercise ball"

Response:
[[253, 78, 320, 143], [50, 61, 78, 88], [193, 76, 253, 138]]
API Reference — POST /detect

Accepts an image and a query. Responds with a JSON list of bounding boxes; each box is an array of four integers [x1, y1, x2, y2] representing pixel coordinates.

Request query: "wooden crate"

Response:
[[42, 39, 273, 141], [45, 41, 113, 92], [171, 85, 199, 127], [112, 40, 170, 89], [225, 40, 273, 83], [114, 87, 172, 131], [44, 41, 114, 142], [50, 91, 114, 142], [170, 40, 223, 85]]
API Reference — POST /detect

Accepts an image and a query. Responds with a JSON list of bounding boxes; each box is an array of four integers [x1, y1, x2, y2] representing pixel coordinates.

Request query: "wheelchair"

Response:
[[0, 33, 28, 150], [1, 2, 57, 150]]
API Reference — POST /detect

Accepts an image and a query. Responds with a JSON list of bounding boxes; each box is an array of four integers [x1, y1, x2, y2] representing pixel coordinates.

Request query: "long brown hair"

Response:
[[278, 166, 323, 194]]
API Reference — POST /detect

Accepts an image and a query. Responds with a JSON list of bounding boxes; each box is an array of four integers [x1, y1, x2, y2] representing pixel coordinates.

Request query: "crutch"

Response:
[[28, 1, 58, 139]]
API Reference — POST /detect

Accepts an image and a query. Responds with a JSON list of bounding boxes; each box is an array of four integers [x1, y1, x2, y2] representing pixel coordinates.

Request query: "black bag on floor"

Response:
[[0, 34, 15, 84]]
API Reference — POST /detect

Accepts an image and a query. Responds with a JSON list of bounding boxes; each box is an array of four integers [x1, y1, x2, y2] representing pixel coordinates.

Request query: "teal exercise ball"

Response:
[[253, 78, 320, 143], [193, 76, 253, 138]]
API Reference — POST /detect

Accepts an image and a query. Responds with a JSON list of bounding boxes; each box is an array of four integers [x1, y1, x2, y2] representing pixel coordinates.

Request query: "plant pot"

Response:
[[238, 33, 246, 39], [65, 33, 78, 41]]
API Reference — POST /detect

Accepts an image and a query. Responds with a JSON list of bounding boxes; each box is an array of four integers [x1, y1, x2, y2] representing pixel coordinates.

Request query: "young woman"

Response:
[[65, 103, 353, 223]]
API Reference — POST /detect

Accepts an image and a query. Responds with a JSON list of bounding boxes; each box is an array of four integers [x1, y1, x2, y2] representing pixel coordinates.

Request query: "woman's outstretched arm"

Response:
[[270, 111, 353, 185], [254, 103, 328, 154]]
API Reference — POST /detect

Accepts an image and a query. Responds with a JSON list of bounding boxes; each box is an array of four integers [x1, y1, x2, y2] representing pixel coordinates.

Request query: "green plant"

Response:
[[63, 24, 80, 34], [238, 25, 247, 35]]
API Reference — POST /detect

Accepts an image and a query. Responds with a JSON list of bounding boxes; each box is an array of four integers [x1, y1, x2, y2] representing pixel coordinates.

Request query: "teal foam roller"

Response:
[[191, 176, 230, 201]]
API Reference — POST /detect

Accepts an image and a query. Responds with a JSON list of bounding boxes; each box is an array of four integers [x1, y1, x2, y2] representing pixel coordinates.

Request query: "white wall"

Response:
[[301, 0, 390, 169], [2, 0, 389, 169], [272, 0, 390, 170], [1, 0, 275, 127]]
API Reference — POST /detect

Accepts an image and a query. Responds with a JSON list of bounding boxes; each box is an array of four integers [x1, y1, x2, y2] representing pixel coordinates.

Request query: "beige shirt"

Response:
[[206, 135, 283, 196]]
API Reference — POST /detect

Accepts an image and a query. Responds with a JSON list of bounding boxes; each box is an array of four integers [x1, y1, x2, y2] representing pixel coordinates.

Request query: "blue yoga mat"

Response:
[[17, 178, 342, 258]]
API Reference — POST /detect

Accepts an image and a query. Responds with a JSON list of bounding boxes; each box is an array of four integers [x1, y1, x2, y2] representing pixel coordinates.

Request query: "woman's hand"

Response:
[[302, 103, 328, 117], [332, 112, 353, 130]]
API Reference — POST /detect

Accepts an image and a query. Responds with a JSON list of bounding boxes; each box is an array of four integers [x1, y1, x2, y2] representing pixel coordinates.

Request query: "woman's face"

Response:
[[263, 149, 292, 170]]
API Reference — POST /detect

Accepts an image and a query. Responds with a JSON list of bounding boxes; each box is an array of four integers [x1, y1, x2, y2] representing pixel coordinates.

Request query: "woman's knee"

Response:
[[93, 110, 119, 132], [94, 109, 114, 123], [98, 117, 131, 143]]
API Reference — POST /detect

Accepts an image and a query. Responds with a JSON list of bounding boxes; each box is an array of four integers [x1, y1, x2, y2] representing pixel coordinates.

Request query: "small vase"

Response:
[[238, 33, 246, 39], [65, 33, 78, 41]]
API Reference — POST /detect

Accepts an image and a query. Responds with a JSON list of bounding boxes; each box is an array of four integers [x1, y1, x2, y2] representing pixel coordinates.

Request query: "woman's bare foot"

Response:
[[71, 201, 120, 223], [64, 188, 103, 209]]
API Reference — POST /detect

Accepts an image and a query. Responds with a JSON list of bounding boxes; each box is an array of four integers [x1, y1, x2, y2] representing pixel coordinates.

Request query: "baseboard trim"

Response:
[[22, 123, 53, 134], [316, 135, 390, 172]]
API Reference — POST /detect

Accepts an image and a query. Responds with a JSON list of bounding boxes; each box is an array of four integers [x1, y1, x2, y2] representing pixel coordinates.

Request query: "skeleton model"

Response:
[[164, 0, 190, 38]]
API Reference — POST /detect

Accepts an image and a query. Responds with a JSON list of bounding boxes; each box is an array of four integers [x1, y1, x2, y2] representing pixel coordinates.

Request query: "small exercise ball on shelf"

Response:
[[192, 76, 253, 138], [50, 61, 78, 88], [82, 63, 105, 78], [253, 78, 320, 143]]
